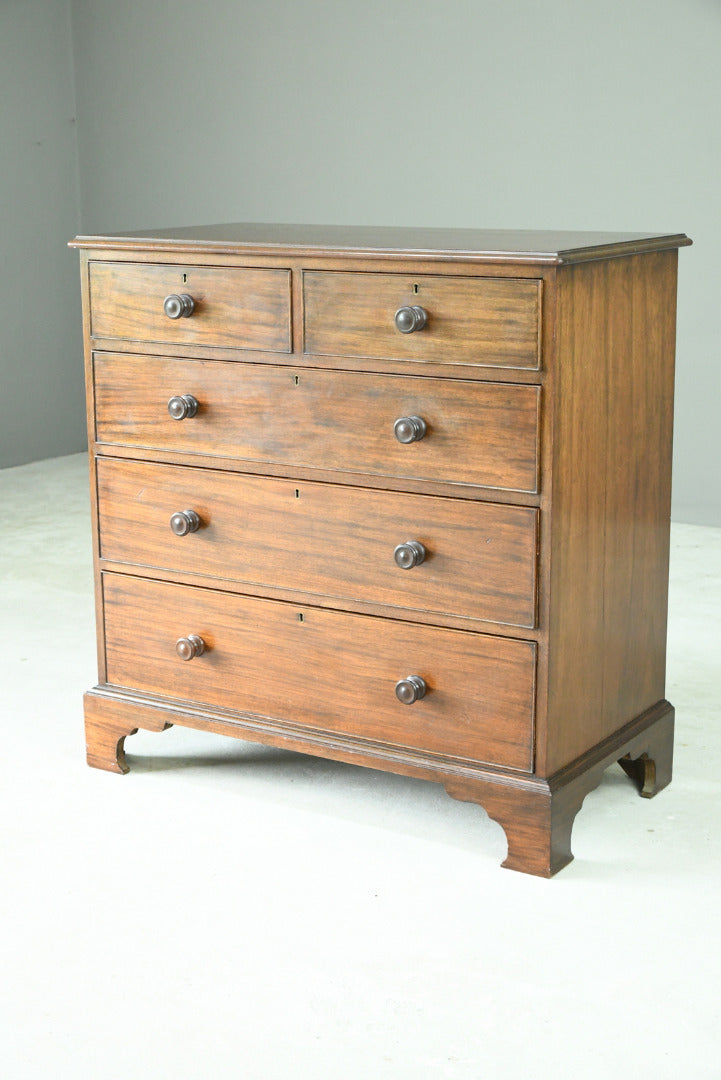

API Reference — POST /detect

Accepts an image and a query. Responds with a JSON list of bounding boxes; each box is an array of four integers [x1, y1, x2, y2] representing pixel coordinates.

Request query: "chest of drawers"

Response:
[[70, 223, 691, 876]]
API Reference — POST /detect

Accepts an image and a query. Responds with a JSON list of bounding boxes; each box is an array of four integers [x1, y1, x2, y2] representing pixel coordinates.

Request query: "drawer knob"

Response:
[[170, 509, 201, 536], [394, 540, 426, 569], [167, 394, 199, 420], [163, 293, 196, 319], [176, 634, 206, 661], [394, 415, 427, 444], [395, 675, 427, 704], [394, 305, 427, 334]]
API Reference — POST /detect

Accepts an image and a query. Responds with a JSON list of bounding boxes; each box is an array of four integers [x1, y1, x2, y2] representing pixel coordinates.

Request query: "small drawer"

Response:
[[89, 262, 291, 352], [303, 271, 541, 369], [96, 458, 539, 628], [93, 353, 540, 493], [103, 573, 536, 771]]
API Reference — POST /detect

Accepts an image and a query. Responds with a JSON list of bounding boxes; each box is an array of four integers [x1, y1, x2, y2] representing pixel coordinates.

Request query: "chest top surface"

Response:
[[70, 223, 691, 263]]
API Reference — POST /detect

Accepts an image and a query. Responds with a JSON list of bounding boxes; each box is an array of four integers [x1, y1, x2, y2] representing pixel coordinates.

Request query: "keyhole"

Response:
[[182, 273, 188, 284], [294, 375, 300, 386], [413, 283, 419, 294], [297, 613, 304, 622]]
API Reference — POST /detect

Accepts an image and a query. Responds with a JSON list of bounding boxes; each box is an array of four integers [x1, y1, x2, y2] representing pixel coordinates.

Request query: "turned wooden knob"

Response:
[[394, 415, 427, 443], [394, 305, 427, 334], [170, 509, 201, 536], [175, 634, 206, 661], [167, 394, 199, 420], [394, 541, 426, 569], [395, 675, 427, 704], [164, 293, 195, 319]]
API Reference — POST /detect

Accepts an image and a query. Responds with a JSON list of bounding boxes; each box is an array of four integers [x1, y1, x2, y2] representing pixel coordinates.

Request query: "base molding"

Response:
[[447, 700, 674, 876], [84, 688, 674, 877]]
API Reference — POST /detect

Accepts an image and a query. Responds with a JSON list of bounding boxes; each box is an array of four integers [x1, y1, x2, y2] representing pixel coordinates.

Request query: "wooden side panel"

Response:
[[544, 253, 678, 774], [601, 252, 677, 729], [102, 573, 536, 772], [89, 262, 291, 352], [544, 261, 608, 774], [304, 271, 541, 369], [93, 353, 541, 493], [96, 458, 539, 628]]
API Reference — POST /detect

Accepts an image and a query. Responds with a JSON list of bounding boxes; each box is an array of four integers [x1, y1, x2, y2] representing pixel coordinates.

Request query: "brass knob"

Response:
[[170, 510, 201, 536], [164, 293, 195, 319], [394, 415, 427, 443], [394, 305, 427, 334], [176, 634, 206, 661], [395, 675, 427, 704], [167, 394, 199, 420], [394, 541, 426, 569]]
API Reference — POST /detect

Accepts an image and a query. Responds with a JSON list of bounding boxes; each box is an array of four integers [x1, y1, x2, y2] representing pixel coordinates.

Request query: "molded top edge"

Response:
[[69, 223, 692, 263]]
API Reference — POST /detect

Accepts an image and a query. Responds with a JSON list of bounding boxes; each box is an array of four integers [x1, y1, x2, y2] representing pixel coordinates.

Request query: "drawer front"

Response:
[[89, 262, 291, 352], [97, 458, 538, 628], [103, 574, 535, 771], [94, 353, 540, 493], [303, 271, 540, 369]]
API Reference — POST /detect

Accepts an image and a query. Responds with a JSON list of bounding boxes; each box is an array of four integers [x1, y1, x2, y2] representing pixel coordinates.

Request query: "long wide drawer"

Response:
[[93, 353, 540, 493], [96, 458, 538, 627], [103, 574, 536, 771], [89, 262, 291, 352], [303, 271, 541, 369]]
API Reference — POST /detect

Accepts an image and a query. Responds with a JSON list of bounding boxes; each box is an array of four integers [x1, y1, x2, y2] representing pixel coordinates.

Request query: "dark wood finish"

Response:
[[303, 271, 540, 369], [71, 223, 691, 265], [93, 352, 541, 493], [81, 687, 672, 877], [72, 224, 689, 876], [618, 701, 674, 798], [89, 261, 291, 352], [102, 572, 536, 772], [84, 690, 171, 773], [96, 457, 538, 627], [544, 251, 679, 773], [446, 701, 674, 875]]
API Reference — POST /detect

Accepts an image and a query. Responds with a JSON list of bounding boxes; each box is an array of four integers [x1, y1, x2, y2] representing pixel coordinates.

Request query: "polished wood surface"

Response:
[[303, 271, 540, 369], [93, 353, 541, 492], [83, 686, 673, 877], [102, 573, 536, 772], [96, 458, 538, 627], [71, 223, 691, 265], [446, 701, 674, 876], [544, 251, 679, 772], [72, 225, 689, 876], [89, 261, 291, 352]]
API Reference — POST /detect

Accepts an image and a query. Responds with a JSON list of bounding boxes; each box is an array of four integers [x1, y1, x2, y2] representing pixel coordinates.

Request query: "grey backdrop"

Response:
[[3, 0, 718, 524]]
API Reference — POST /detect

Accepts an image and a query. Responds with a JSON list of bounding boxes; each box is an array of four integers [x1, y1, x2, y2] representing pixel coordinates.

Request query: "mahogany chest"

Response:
[[70, 224, 691, 875]]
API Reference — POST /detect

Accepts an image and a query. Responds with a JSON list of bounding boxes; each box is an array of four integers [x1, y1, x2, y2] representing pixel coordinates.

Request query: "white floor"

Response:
[[1, 453, 720, 1080]]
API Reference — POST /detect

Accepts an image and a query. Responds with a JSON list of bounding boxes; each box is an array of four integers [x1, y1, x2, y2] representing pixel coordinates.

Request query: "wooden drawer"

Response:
[[94, 353, 540, 493], [303, 271, 541, 370], [96, 458, 538, 628], [103, 573, 536, 771], [89, 262, 291, 352]]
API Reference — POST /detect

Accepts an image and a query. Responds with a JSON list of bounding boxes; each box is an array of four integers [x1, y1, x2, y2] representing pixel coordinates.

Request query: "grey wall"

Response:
[[6, 0, 721, 524], [1, 0, 85, 468]]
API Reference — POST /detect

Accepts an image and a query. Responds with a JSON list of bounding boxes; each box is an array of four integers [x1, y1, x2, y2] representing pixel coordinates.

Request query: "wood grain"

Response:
[[71, 223, 691, 265], [96, 458, 539, 627], [544, 252, 679, 773], [303, 271, 540, 369], [102, 572, 536, 772], [89, 261, 291, 352], [93, 353, 541, 493], [72, 226, 689, 876]]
